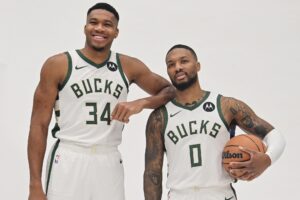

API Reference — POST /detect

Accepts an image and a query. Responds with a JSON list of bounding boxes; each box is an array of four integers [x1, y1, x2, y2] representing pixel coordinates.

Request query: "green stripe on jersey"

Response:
[[116, 53, 129, 92], [217, 95, 229, 131], [59, 52, 72, 91], [76, 49, 111, 69]]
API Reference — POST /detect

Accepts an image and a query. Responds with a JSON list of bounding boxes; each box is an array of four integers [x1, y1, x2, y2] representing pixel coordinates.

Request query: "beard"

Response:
[[171, 73, 198, 91]]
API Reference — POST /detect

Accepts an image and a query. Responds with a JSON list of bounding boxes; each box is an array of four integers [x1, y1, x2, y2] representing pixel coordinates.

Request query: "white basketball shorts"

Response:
[[168, 185, 237, 200], [45, 140, 125, 200]]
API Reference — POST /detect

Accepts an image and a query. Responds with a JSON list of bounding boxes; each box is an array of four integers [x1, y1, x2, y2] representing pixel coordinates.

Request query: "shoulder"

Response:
[[118, 54, 150, 82], [118, 54, 145, 67], [146, 106, 166, 136], [42, 53, 68, 72], [147, 106, 166, 125], [220, 95, 240, 107], [218, 95, 243, 123], [41, 52, 68, 82], [220, 95, 245, 114]]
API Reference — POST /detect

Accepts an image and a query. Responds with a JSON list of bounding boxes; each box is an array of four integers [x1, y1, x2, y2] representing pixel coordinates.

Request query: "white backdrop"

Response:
[[0, 0, 299, 199]]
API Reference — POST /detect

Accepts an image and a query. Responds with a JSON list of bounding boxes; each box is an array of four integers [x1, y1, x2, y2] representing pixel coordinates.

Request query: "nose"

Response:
[[94, 24, 104, 32], [175, 62, 183, 72]]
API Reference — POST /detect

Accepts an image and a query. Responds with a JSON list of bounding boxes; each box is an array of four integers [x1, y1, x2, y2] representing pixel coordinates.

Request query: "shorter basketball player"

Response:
[[143, 44, 286, 200]]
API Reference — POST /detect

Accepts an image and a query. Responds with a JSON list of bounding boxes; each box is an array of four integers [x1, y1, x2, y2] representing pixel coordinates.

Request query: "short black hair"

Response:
[[87, 2, 119, 21], [166, 44, 198, 60]]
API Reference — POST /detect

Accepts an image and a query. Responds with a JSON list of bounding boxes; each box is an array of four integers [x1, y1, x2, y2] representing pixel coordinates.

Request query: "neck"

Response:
[[81, 45, 111, 64], [175, 82, 206, 105]]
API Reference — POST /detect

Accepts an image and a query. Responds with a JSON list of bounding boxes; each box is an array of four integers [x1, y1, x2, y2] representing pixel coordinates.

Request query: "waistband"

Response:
[[58, 140, 118, 154], [170, 184, 233, 193]]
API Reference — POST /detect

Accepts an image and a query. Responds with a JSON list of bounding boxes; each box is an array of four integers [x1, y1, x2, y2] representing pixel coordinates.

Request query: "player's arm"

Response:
[[221, 96, 273, 138], [28, 54, 67, 200], [144, 107, 165, 200], [221, 96, 285, 180], [111, 55, 175, 123]]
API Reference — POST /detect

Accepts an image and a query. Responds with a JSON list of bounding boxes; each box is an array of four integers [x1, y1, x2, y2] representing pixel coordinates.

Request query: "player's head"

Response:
[[85, 3, 119, 52], [165, 44, 200, 91], [87, 3, 119, 21]]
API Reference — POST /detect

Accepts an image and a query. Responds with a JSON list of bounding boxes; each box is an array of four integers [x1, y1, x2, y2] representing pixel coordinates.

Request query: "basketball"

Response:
[[222, 134, 267, 173]]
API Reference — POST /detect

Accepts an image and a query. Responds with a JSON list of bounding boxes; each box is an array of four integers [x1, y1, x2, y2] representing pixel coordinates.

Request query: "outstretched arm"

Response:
[[221, 96, 279, 181], [111, 55, 175, 123], [144, 108, 165, 200]]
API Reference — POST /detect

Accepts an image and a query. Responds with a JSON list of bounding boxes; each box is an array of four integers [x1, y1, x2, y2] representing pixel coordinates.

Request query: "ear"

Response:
[[114, 28, 119, 38], [196, 62, 201, 72], [84, 25, 87, 35]]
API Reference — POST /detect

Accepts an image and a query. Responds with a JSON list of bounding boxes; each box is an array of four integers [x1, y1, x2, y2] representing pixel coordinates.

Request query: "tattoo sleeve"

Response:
[[223, 97, 274, 139], [144, 107, 165, 200]]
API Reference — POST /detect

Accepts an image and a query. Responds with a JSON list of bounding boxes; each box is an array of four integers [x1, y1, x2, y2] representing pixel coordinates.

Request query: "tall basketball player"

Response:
[[143, 44, 285, 200], [27, 3, 175, 200]]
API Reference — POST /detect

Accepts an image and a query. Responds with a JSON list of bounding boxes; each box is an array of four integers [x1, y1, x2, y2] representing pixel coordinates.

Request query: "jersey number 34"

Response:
[[85, 102, 111, 125]]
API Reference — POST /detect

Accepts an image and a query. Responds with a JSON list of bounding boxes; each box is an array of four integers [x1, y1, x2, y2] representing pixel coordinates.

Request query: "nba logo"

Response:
[[54, 154, 60, 164]]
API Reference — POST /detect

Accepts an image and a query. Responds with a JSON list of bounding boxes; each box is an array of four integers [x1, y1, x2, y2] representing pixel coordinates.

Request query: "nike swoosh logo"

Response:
[[170, 111, 181, 117], [225, 196, 234, 200], [75, 65, 88, 70]]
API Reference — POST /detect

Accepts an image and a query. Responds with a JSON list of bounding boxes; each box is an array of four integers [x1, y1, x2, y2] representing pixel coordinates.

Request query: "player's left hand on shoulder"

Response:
[[228, 146, 271, 181], [111, 100, 145, 123]]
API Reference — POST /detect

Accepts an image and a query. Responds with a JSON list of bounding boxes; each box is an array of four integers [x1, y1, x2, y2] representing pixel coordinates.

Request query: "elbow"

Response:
[[162, 85, 176, 102]]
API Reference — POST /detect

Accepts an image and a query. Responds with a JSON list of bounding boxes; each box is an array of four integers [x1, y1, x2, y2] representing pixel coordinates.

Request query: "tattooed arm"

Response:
[[221, 96, 274, 138], [221, 96, 273, 181], [144, 107, 165, 200]]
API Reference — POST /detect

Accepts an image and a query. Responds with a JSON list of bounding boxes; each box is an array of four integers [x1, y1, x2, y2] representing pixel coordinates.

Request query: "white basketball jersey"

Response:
[[163, 92, 234, 190], [52, 50, 128, 147]]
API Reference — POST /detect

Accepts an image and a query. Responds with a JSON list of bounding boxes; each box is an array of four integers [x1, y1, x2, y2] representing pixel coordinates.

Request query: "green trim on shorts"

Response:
[[46, 140, 60, 195]]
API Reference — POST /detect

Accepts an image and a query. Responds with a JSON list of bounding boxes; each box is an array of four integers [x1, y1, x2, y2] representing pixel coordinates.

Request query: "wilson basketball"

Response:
[[222, 134, 267, 173]]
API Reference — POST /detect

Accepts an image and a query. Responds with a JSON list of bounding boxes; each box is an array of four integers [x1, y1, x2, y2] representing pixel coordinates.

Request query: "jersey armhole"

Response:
[[217, 94, 230, 131], [58, 52, 72, 91], [116, 53, 129, 92], [161, 105, 168, 150]]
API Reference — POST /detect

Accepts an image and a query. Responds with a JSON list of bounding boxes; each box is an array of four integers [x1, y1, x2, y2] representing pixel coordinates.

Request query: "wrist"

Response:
[[265, 154, 272, 167], [29, 179, 43, 189], [263, 129, 286, 165], [134, 98, 148, 109]]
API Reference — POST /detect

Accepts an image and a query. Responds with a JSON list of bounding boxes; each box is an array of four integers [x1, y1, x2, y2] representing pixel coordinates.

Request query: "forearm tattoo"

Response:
[[145, 170, 162, 186], [144, 108, 165, 200]]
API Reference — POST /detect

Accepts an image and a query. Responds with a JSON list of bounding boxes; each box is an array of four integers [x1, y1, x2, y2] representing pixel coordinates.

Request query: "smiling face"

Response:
[[166, 48, 200, 91], [84, 9, 119, 52]]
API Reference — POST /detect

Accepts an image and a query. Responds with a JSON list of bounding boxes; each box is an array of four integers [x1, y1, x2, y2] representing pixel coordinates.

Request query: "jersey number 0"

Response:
[[189, 144, 202, 167]]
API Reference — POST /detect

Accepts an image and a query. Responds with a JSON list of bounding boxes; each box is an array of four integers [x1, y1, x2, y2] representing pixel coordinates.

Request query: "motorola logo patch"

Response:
[[107, 62, 118, 71], [203, 102, 215, 112]]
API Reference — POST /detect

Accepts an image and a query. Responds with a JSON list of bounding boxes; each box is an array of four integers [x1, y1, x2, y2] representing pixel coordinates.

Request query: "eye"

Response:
[[104, 23, 113, 27], [89, 20, 97, 25], [167, 63, 174, 68], [181, 59, 189, 64], [103, 21, 114, 28]]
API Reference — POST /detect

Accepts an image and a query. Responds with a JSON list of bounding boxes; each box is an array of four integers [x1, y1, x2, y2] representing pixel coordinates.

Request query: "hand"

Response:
[[228, 146, 271, 181], [111, 100, 145, 123]]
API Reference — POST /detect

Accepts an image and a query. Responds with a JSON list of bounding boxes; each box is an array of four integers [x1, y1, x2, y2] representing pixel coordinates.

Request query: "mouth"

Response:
[[175, 72, 187, 81], [92, 34, 107, 42]]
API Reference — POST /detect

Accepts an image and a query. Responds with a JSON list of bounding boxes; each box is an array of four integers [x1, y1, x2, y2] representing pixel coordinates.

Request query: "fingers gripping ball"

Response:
[[222, 134, 267, 173]]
